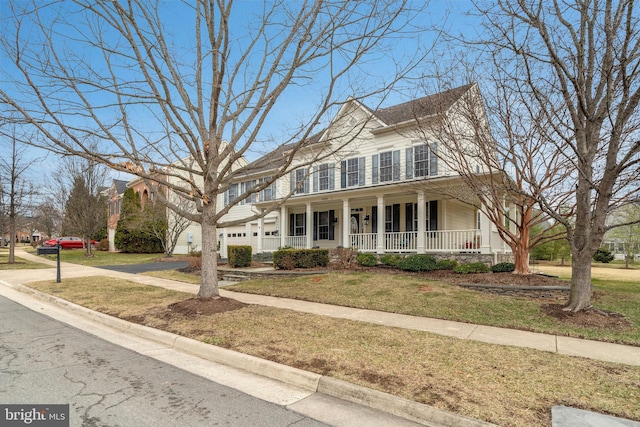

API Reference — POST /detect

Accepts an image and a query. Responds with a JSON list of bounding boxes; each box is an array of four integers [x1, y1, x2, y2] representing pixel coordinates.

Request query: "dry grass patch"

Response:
[[536, 264, 639, 281], [25, 278, 640, 427], [143, 270, 201, 284]]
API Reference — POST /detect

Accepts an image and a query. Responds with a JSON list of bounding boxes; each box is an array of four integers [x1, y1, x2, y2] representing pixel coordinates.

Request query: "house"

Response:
[[104, 179, 128, 251], [104, 177, 164, 252], [171, 84, 513, 262]]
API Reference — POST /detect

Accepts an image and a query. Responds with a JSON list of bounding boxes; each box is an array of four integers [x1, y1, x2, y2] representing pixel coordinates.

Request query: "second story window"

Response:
[[373, 150, 400, 184], [406, 143, 438, 179], [224, 183, 238, 206], [340, 157, 365, 188], [241, 180, 256, 204], [313, 163, 335, 192], [290, 168, 309, 195], [259, 177, 275, 201], [319, 164, 329, 190]]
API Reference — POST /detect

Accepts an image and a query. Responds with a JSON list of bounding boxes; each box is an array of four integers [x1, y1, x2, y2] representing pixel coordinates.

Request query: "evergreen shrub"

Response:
[[228, 245, 252, 268], [356, 253, 377, 267], [397, 254, 437, 271], [454, 262, 490, 274], [491, 262, 515, 273]]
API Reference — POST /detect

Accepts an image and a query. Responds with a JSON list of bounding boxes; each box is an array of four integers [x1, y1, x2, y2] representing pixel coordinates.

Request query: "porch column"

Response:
[[257, 214, 264, 253], [376, 195, 385, 254], [306, 202, 313, 249], [480, 208, 492, 254], [280, 205, 287, 248], [342, 199, 350, 248], [417, 192, 426, 253]]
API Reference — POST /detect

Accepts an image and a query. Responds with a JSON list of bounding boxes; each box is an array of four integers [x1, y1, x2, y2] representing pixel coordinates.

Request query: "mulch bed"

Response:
[[168, 297, 247, 316]]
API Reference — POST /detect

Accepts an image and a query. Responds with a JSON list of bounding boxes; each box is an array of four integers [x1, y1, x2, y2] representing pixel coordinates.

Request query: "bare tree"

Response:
[[465, 0, 640, 311], [1, 0, 428, 298], [408, 76, 569, 274], [32, 197, 63, 241], [57, 155, 109, 257], [0, 127, 38, 263]]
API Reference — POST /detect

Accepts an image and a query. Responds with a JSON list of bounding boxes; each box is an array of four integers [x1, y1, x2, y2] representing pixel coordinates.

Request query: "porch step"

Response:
[[222, 274, 251, 282]]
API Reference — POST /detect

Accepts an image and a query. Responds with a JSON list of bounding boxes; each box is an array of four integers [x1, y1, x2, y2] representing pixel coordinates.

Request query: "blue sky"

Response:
[[0, 0, 480, 194]]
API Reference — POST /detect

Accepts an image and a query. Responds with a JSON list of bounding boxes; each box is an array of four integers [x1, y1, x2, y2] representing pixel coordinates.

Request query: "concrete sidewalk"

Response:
[[8, 248, 640, 367]]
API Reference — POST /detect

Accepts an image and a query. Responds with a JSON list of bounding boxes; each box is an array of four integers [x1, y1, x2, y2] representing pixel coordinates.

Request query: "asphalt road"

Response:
[[0, 295, 327, 427], [96, 261, 188, 274]]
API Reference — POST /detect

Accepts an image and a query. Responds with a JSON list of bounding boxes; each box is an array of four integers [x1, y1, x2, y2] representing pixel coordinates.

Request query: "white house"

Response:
[[172, 84, 513, 262]]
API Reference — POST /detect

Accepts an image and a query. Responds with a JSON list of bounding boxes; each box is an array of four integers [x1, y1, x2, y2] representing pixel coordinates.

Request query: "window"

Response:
[[347, 158, 359, 186], [225, 183, 238, 206], [295, 169, 305, 194], [340, 157, 365, 188], [259, 177, 275, 201], [319, 164, 329, 191], [414, 145, 430, 177], [318, 211, 329, 240], [292, 213, 305, 236], [406, 143, 438, 178], [313, 163, 335, 192], [379, 152, 393, 182], [385, 204, 400, 232], [290, 169, 309, 194], [241, 180, 256, 204], [405, 201, 438, 231], [313, 210, 335, 240]]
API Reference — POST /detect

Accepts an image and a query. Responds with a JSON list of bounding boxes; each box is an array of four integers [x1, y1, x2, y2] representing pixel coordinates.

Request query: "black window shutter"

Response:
[[289, 213, 294, 236], [313, 212, 318, 240], [429, 200, 438, 231], [372, 206, 377, 231], [329, 210, 335, 240], [340, 161, 346, 188], [393, 204, 400, 232], [405, 203, 413, 231]]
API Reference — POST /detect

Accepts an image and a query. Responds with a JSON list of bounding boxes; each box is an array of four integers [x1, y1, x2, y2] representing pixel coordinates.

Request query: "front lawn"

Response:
[[227, 271, 640, 345], [25, 277, 640, 427]]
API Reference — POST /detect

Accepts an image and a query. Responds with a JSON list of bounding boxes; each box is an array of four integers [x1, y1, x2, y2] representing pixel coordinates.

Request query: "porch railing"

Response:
[[260, 229, 481, 253], [285, 235, 306, 249], [262, 236, 281, 251], [424, 229, 481, 252]]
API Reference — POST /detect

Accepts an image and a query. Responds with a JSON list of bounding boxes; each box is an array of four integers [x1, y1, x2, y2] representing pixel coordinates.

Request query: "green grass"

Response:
[[38, 250, 164, 266], [228, 272, 640, 345], [0, 253, 52, 269]]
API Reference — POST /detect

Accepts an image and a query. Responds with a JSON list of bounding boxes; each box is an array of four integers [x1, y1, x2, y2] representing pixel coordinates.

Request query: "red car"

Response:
[[44, 237, 97, 249]]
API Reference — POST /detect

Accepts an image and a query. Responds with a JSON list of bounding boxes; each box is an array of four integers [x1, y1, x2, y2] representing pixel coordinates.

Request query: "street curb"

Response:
[[318, 377, 496, 427], [2, 281, 496, 426]]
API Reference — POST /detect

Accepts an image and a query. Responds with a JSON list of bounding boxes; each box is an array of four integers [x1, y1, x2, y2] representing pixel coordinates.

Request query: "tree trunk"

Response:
[[8, 214, 16, 264], [198, 203, 220, 299], [564, 253, 593, 312], [512, 244, 530, 274]]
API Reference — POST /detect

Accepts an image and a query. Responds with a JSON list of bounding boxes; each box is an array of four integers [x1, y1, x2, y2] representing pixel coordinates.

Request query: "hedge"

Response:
[[397, 254, 437, 272], [228, 245, 252, 268], [491, 262, 515, 273], [273, 248, 329, 270]]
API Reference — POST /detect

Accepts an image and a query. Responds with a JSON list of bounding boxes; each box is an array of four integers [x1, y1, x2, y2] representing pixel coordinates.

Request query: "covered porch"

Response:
[[255, 185, 502, 255]]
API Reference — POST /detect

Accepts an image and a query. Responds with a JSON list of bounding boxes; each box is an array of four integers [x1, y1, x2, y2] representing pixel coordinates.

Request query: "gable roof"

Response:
[[239, 84, 475, 176], [113, 179, 128, 194], [371, 84, 474, 126]]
